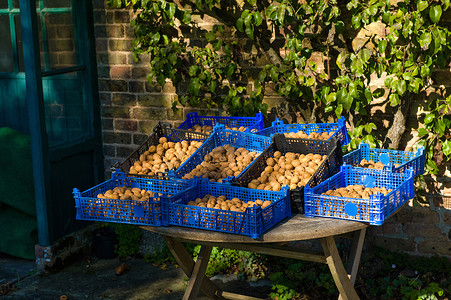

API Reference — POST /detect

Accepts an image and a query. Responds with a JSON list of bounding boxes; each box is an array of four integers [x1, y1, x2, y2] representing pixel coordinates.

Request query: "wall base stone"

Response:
[[35, 225, 94, 273]]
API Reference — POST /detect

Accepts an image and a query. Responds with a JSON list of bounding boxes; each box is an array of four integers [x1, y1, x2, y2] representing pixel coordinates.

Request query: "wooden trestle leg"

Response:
[[321, 234, 361, 300], [163, 236, 225, 300]]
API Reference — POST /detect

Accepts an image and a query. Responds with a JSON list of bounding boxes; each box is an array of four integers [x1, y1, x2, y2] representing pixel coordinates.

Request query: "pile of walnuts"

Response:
[[96, 186, 159, 201], [284, 131, 334, 140], [357, 159, 399, 169], [182, 145, 259, 182], [129, 137, 203, 175], [247, 151, 327, 191], [321, 185, 392, 199], [188, 124, 247, 133], [187, 195, 272, 212]]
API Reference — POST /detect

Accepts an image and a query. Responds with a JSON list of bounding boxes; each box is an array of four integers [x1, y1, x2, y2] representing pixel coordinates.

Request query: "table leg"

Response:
[[163, 236, 225, 300], [337, 228, 366, 300], [321, 236, 360, 300]]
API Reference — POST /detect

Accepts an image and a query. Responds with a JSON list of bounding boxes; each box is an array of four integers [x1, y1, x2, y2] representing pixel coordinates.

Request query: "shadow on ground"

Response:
[[1, 253, 272, 300]]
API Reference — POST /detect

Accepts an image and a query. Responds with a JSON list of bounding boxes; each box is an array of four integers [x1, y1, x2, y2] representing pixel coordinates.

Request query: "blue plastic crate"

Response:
[[304, 165, 415, 225], [343, 142, 425, 177], [161, 178, 291, 238], [177, 112, 264, 133], [73, 171, 195, 226], [234, 135, 343, 214], [115, 122, 209, 178], [256, 116, 350, 147], [170, 125, 272, 180]]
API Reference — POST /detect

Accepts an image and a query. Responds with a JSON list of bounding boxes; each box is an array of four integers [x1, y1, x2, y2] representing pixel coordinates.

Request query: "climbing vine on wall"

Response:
[[108, 0, 451, 176]]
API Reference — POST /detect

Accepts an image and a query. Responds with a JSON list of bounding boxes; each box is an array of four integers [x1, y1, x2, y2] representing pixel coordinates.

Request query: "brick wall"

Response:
[[92, 0, 451, 259]]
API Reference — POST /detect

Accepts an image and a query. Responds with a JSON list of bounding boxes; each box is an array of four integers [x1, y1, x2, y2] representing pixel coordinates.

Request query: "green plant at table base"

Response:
[[113, 224, 142, 259], [96, 223, 142, 259]]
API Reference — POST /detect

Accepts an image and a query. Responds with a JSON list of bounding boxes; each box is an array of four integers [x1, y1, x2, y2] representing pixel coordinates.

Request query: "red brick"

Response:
[[137, 94, 172, 108], [98, 53, 128, 65], [99, 92, 112, 105], [392, 206, 440, 224], [116, 145, 137, 157], [139, 120, 161, 134], [129, 81, 145, 93], [103, 131, 132, 144], [381, 223, 403, 235], [95, 39, 108, 52], [102, 118, 113, 130], [98, 79, 128, 92], [133, 134, 150, 145], [417, 239, 451, 257], [444, 211, 451, 226], [131, 67, 149, 79], [373, 236, 416, 253], [109, 39, 133, 51], [110, 66, 131, 79], [101, 106, 130, 118], [103, 144, 116, 157], [112, 93, 136, 106], [95, 25, 125, 38], [131, 107, 168, 120], [402, 223, 444, 239], [114, 119, 138, 131], [114, 10, 130, 23]]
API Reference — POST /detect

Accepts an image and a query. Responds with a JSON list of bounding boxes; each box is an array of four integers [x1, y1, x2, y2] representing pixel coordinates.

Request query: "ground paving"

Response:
[[0, 253, 272, 300]]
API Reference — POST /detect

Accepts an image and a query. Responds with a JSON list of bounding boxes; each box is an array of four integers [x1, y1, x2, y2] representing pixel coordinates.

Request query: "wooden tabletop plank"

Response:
[[143, 214, 368, 243]]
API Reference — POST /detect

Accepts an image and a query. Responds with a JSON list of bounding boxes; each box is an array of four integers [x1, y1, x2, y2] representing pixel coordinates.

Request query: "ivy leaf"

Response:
[[270, 67, 279, 82], [363, 88, 371, 103], [232, 96, 241, 108], [335, 21, 345, 33], [393, 79, 407, 96], [359, 48, 371, 63], [167, 3, 176, 19], [419, 32, 432, 50], [258, 70, 267, 82], [442, 0, 450, 10], [266, 5, 278, 20], [253, 12, 263, 26], [335, 104, 343, 118], [182, 11, 191, 24], [417, 0, 428, 12], [236, 18, 244, 32], [151, 32, 161, 44], [247, 0, 256, 5], [189, 65, 198, 77], [336, 52, 347, 70], [424, 113, 435, 124], [378, 39, 387, 54], [326, 92, 336, 103], [277, 5, 286, 25], [245, 24, 254, 39], [189, 79, 201, 96], [209, 81, 217, 93], [205, 31, 216, 42], [443, 140, 451, 156], [351, 14, 361, 29], [417, 127, 428, 137], [429, 5, 442, 23], [389, 93, 400, 106], [420, 65, 430, 77]]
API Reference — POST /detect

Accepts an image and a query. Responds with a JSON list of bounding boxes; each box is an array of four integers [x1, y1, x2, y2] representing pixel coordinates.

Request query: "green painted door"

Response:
[[0, 0, 103, 250]]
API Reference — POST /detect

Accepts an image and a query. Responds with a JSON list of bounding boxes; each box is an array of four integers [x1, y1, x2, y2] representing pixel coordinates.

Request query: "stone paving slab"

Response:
[[1, 255, 272, 300]]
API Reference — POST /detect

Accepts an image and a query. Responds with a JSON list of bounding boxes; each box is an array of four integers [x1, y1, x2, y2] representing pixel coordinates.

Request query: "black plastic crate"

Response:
[[114, 122, 209, 179], [234, 135, 343, 214]]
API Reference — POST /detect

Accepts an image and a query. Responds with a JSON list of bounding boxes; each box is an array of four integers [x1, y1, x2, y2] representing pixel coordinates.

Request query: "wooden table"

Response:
[[143, 214, 368, 300]]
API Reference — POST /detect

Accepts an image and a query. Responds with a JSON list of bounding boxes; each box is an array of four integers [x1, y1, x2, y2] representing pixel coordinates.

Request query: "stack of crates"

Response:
[[74, 112, 424, 238]]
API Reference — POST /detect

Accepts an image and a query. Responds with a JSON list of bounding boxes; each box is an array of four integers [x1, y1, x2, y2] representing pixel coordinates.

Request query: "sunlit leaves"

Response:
[[429, 5, 442, 23]]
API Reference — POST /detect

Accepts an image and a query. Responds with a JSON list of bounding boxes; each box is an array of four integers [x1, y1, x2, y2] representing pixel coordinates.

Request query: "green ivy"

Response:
[[108, 0, 451, 179]]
